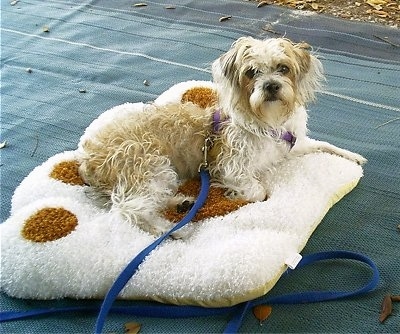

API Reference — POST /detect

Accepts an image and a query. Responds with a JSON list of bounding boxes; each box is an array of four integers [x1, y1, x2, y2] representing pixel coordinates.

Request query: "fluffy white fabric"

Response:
[[0, 149, 362, 307]]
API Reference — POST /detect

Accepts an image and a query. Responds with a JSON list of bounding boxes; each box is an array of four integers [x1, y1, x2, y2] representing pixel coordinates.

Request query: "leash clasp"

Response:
[[198, 136, 212, 172]]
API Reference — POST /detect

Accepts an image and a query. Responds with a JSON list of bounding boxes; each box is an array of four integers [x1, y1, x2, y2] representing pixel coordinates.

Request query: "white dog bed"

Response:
[[0, 82, 363, 308]]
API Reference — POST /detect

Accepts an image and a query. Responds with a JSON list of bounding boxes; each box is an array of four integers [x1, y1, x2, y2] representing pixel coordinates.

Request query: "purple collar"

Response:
[[213, 108, 226, 133], [280, 131, 297, 149], [213, 109, 296, 149]]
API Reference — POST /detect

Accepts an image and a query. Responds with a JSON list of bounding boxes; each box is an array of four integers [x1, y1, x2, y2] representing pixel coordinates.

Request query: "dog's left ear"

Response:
[[293, 41, 324, 104], [218, 37, 254, 86], [293, 42, 312, 72]]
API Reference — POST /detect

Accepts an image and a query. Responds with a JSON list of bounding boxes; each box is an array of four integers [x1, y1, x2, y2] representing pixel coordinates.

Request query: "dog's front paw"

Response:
[[343, 151, 367, 165], [244, 187, 268, 202], [224, 185, 267, 202], [170, 224, 196, 240], [353, 153, 367, 165]]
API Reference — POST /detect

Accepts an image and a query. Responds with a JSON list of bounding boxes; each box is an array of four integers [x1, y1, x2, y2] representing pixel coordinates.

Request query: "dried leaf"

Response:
[[311, 3, 319, 10], [252, 305, 272, 325], [124, 321, 141, 334], [366, 0, 387, 5], [219, 15, 232, 22], [379, 294, 393, 323], [165, 5, 176, 9], [257, 1, 272, 8], [42, 26, 50, 33], [366, 0, 387, 10], [0, 141, 7, 149], [133, 3, 147, 7], [372, 10, 389, 17]]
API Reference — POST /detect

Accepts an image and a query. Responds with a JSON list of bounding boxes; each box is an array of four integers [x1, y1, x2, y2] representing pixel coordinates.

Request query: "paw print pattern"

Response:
[[19, 160, 84, 243], [181, 87, 217, 109], [21, 207, 78, 242]]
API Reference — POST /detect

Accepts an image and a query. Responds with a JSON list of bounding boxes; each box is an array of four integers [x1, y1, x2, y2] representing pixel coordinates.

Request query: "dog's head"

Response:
[[212, 37, 324, 131]]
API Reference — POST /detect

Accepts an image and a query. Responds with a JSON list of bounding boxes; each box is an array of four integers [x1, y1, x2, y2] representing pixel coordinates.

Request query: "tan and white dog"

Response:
[[78, 37, 366, 235]]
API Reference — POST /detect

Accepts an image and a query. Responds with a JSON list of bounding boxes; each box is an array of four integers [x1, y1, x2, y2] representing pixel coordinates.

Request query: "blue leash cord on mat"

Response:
[[223, 250, 380, 333], [0, 167, 380, 333], [94, 166, 211, 333], [0, 251, 380, 333]]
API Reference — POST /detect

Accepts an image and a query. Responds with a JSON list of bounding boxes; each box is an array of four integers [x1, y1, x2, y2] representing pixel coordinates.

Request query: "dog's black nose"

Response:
[[263, 81, 281, 95]]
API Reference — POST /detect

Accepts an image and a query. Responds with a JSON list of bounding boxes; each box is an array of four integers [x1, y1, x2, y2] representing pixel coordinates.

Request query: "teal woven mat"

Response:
[[1, 0, 399, 332]]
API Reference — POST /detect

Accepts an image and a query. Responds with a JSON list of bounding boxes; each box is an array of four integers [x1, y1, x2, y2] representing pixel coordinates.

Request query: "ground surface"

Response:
[[254, 0, 399, 27]]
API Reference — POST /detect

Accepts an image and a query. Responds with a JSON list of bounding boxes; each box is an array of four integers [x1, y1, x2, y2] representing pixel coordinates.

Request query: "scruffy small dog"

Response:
[[79, 37, 366, 235]]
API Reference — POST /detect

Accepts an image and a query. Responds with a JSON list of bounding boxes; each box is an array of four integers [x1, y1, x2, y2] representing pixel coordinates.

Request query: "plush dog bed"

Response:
[[0, 81, 363, 308]]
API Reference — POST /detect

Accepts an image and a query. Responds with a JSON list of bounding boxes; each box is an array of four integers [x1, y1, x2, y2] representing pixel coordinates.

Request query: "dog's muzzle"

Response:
[[263, 80, 281, 101]]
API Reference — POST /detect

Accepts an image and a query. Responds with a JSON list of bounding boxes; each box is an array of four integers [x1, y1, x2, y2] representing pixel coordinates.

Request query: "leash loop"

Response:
[[0, 249, 379, 334]]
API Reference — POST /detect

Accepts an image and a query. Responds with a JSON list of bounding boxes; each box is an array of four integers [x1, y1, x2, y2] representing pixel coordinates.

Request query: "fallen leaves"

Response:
[[379, 294, 393, 323], [366, 0, 387, 10], [271, 0, 325, 11], [252, 305, 272, 325], [219, 15, 232, 22], [124, 321, 141, 333], [379, 294, 400, 323], [257, 1, 274, 8], [257, 0, 398, 26]]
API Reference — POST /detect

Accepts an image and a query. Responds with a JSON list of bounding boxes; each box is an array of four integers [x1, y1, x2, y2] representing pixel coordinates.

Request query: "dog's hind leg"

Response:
[[109, 154, 181, 235]]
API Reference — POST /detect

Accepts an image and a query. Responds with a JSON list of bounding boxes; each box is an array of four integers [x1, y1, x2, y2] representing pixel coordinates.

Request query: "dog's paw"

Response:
[[170, 224, 196, 240], [224, 185, 267, 202], [341, 151, 367, 165], [353, 153, 367, 165], [176, 200, 194, 213], [147, 224, 171, 237]]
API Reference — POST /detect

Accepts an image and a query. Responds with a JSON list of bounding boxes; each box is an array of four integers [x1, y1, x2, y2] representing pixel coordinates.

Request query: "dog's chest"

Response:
[[249, 137, 289, 171]]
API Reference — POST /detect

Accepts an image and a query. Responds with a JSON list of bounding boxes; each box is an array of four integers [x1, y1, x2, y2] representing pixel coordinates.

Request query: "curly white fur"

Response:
[[78, 37, 366, 235]]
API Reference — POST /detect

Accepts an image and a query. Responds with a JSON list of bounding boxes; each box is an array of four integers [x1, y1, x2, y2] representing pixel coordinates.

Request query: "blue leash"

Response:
[[94, 167, 211, 333], [0, 167, 380, 333]]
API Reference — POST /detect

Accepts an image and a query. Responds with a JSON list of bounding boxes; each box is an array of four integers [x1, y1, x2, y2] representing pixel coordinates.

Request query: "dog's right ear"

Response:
[[219, 37, 254, 85]]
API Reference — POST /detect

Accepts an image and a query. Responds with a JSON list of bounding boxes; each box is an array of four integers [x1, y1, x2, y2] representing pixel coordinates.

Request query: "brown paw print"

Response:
[[49, 160, 85, 186], [21, 207, 78, 242], [181, 87, 217, 109]]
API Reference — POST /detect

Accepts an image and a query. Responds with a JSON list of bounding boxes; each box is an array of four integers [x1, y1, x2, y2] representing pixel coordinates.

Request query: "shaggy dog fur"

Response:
[[78, 37, 366, 235]]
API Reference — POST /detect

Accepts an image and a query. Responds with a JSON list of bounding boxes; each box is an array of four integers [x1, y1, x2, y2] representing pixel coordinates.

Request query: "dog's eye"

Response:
[[245, 68, 260, 79], [277, 65, 290, 75]]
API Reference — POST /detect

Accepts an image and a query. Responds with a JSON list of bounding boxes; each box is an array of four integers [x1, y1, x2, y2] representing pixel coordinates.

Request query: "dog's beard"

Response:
[[248, 82, 295, 129]]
